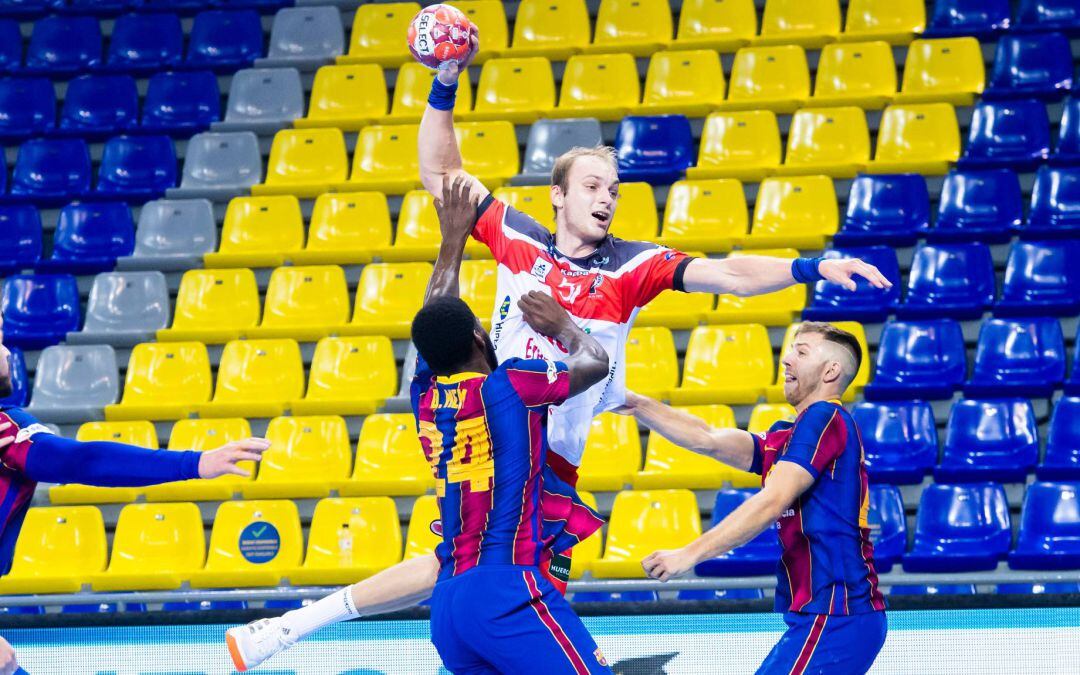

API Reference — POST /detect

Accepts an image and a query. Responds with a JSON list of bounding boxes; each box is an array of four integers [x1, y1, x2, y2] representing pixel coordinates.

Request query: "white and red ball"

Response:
[[407, 4, 475, 70]]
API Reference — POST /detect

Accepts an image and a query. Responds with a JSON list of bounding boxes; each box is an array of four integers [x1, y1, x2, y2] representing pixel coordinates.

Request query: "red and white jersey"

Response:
[[472, 195, 694, 468]]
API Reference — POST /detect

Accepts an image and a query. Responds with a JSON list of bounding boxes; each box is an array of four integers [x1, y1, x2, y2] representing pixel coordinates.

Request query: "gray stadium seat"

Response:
[[117, 199, 216, 272], [167, 131, 263, 201], [260, 6, 345, 68], [214, 68, 304, 133], [67, 272, 170, 347], [26, 345, 118, 424], [517, 118, 604, 184]]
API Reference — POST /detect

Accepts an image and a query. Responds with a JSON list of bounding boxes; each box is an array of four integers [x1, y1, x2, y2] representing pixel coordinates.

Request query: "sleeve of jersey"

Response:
[[503, 357, 571, 409], [15, 432, 201, 487], [471, 195, 510, 261], [409, 352, 436, 419], [625, 248, 696, 310], [776, 404, 848, 480], [748, 432, 766, 475]]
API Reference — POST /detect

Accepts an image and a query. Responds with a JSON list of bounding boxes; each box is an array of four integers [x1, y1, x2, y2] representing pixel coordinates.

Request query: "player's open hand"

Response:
[[819, 258, 893, 292], [642, 547, 696, 582], [433, 174, 476, 247], [0, 422, 14, 452], [0, 635, 18, 675], [518, 290, 572, 339], [435, 23, 479, 85], [197, 438, 271, 479]]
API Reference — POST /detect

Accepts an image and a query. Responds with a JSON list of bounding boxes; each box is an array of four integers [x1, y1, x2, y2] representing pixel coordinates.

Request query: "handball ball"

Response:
[[407, 4, 476, 70]]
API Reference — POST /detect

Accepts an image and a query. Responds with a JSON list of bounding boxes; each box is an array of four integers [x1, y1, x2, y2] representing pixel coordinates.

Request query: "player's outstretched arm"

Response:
[[424, 175, 476, 304], [681, 255, 892, 297], [517, 290, 609, 396]]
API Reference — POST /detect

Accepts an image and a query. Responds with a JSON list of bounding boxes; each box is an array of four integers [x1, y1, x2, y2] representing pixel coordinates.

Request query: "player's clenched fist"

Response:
[[642, 547, 696, 582], [197, 438, 271, 479], [0, 636, 18, 675], [518, 290, 573, 339]]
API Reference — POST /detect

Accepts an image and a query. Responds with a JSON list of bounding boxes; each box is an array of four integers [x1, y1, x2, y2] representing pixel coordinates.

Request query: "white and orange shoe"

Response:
[[226, 617, 294, 672]]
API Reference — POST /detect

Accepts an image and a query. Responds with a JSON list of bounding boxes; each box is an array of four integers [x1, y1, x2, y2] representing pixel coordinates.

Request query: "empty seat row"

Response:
[[926, 0, 1080, 39], [0, 1, 290, 20]]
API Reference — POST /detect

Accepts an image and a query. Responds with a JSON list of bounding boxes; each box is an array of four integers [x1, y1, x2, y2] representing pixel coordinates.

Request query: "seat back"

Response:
[[7, 506, 106, 579], [0, 206, 42, 275], [389, 63, 472, 120], [626, 327, 679, 395], [0, 78, 54, 138], [758, 0, 840, 45], [204, 500, 303, 572], [350, 124, 420, 185], [521, 118, 604, 177], [867, 484, 907, 567], [96, 134, 177, 197], [11, 138, 92, 198], [872, 319, 966, 389], [1028, 165, 1080, 234], [473, 56, 556, 116], [304, 497, 402, 571], [352, 262, 432, 325], [839, 174, 930, 244], [267, 6, 344, 61], [579, 413, 642, 489], [843, 0, 925, 42], [943, 398, 1039, 471], [726, 45, 810, 106], [912, 483, 1011, 555], [106, 12, 183, 70], [180, 131, 262, 190], [615, 115, 694, 183], [264, 127, 349, 188], [747, 403, 796, 433], [603, 490, 702, 559], [927, 0, 1010, 38], [456, 0, 509, 59], [2, 274, 81, 349], [225, 68, 304, 125], [142, 70, 221, 133], [306, 336, 397, 403], [988, 33, 1073, 97], [558, 53, 640, 117], [345, 2, 418, 64], [60, 75, 137, 135], [813, 41, 897, 104], [696, 110, 782, 175], [212, 339, 305, 404], [970, 317, 1066, 389], [456, 121, 519, 183], [26, 15, 101, 73], [808, 245, 900, 318], [1017, 482, 1080, 548], [306, 192, 393, 253], [592, 0, 672, 51], [460, 260, 498, 320], [904, 242, 996, 313], [50, 201, 136, 269], [119, 342, 212, 407], [77, 420, 158, 447], [404, 495, 442, 560], [749, 175, 838, 241], [83, 271, 170, 335], [186, 9, 264, 67], [852, 400, 938, 479], [133, 199, 217, 260], [661, 178, 747, 242], [712, 489, 780, 553], [681, 325, 773, 390], [675, 0, 756, 47], [935, 169, 1022, 239], [0, 347, 29, 407], [107, 503, 206, 575], [783, 106, 870, 170], [306, 64, 388, 124], [261, 265, 350, 329], [171, 268, 261, 333], [258, 416, 352, 484], [1017, 0, 1080, 30], [352, 413, 433, 489], [511, 0, 590, 55], [218, 195, 304, 255], [874, 103, 960, 166], [643, 49, 726, 110], [900, 37, 985, 99], [962, 99, 1050, 167]]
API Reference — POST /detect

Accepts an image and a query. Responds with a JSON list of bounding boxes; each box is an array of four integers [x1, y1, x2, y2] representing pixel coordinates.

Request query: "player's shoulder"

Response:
[[796, 400, 848, 433], [486, 195, 553, 246], [0, 406, 51, 438], [497, 357, 561, 377]]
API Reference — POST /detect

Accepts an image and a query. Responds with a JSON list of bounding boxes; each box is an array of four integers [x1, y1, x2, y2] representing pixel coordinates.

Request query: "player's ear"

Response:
[[550, 183, 564, 211], [822, 360, 842, 385]]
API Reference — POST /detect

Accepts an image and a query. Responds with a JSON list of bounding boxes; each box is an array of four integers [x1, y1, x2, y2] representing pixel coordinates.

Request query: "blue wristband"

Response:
[[791, 257, 825, 284], [428, 76, 458, 111]]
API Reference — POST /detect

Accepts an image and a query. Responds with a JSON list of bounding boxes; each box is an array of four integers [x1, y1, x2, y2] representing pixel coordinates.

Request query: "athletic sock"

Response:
[[278, 586, 360, 644]]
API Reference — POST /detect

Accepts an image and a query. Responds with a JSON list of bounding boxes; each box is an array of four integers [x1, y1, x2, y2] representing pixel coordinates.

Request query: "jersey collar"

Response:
[[436, 372, 484, 385]]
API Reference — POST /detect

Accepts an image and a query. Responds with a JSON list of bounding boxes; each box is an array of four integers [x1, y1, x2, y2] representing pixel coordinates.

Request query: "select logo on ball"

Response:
[[407, 3, 476, 70]]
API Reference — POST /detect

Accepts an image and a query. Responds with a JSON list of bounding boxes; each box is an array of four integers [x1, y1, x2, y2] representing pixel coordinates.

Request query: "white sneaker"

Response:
[[226, 617, 294, 672]]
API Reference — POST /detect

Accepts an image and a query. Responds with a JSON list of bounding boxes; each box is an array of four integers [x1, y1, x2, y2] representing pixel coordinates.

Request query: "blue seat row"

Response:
[[0, 202, 135, 276], [926, 0, 1080, 38], [0, 1, 289, 19], [985, 32, 1074, 101]]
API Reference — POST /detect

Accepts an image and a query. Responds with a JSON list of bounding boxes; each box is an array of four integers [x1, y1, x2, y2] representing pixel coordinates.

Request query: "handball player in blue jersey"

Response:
[[627, 322, 887, 674]]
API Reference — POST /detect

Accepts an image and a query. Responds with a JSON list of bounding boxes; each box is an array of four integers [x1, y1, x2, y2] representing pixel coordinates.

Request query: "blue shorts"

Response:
[[756, 610, 887, 675], [430, 565, 611, 675]]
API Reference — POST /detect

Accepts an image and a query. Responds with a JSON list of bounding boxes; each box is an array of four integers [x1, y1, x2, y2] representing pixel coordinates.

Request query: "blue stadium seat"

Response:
[[1039, 397, 1080, 480], [803, 246, 900, 322], [185, 10, 264, 71], [615, 115, 695, 185], [903, 483, 1011, 573], [58, 75, 139, 138], [0, 605, 44, 615], [0, 0, 62, 20], [573, 592, 659, 603], [37, 202, 135, 275], [1053, 97, 1080, 164], [985, 33, 1073, 100], [95, 135, 177, 199], [959, 100, 1050, 171], [864, 320, 967, 401], [103, 12, 184, 74], [0, 19, 21, 73], [867, 484, 906, 573], [834, 174, 929, 247], [0, 346, 28, 407], [9, 138, 91, 204], [0, 205, 41, 276], [996, 240, 1080, 317], [931, 169, 1021, 244], [231, 0, 294, 9], [262, 600, 305, 610], [676, 589, 765, 601], [24, 15, 102, 76], [141, 0, 215, 14], [1070, 342, 1080, 395], [62, 602, 146, 613], [1024, 165, 1080, 238], [1016, 0, 1080, 33], [140, 70, 221, 135], [898, 243, 995, 320], [937, 399, 1039, 483], [162, 601, 249, 611], [695, 489, 781, 576], [997, 583, 1080, 594], [965, 317, 1066, 398], [925, 0, 1011, 39], [890, 585, 977, 596], [61, 0, 139, 17], [0, 78, 54, 141], [1009, 482, 1080, 570], [1, 274, 80, 349], [853, 401, 938, 485]]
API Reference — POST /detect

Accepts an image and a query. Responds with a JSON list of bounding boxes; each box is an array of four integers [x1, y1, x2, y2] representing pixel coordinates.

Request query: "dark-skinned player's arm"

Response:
[[516, 291, 609, 398], [423, 174, 476, 305]]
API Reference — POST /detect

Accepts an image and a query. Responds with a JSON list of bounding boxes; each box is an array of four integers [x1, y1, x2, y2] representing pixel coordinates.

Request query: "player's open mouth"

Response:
[[784, 372, 796, 383], [592, 211, 610, 224]]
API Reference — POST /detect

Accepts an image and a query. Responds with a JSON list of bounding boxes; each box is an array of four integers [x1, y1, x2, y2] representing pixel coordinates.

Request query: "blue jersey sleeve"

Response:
[[777, 402, 848, 480], [749, 432, 766, 475], [500, 357, 571, 410], [410, 352, 436, 420]]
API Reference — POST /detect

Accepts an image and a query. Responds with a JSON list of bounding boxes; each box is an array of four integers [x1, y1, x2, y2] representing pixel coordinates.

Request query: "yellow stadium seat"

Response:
[[812, 41, 897, 109], [641, 49, 726, 116], [568, 491, 602, 579], [775, 106, 871, 178], [292, 336, 397, 416], [607, 182, 659, 241], [709, 248, 806, 325], [460, 260, 498, 327], [635, 287, 712, 330], [190, 500, 303, 588], [722, 45, 810, 113], [339, 1, 419, 67], [404, 495, 442, 559], [347, 124, 421, 195], [469, 57, 555, 124], [254, 128, 349, 199], [106, 342, 211, 421], [578, 414, 642, 491], [48, 421, 158, 505], [199, 339, 305, 419], [349, 262, 432, 339], [688, 111, 781, 181], [291, 497, 404, 585], [243, 416, 353, 499], [748, 402, 797, 433], [591, 490, 702, 578], [554, 53, 640, 121], [144, 418, 254, 502], [389, 190, 489, 262], [90, 503, 205, 591], [659, 179, 746, 252], [292, 192, 393, 266], [204, 196, 304, 269], [297, 64, 388, 131], [388, 63, 472, 123], [492, 185, 555, 230], [756, 0, 841, 48], [867, 103, 960, 175], [673, 0, 756, 52], [841, 0, 925, 45], [671, 325, 774, 405], [895, 38, 985, 105], [342, 413, 436, 497], [743, 175, 838, 249], [158, 269, 260, 344], [247, 266, 351, 341], [765, 321, 870, 402], [589, 0, 673, 56], [625, 327, 679, 400], [510, 0, 591, 60], [635, 404, 737, 489], [457, 121, 520, 189], [0, 506, 105, 594], [456, 0, 509, 62]]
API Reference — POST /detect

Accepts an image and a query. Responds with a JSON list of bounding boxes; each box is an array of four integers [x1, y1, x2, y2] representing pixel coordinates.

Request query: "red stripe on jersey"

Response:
[[513, 411, 543, 565], [790, 613, 829, 675], [523, 570, 590, 675]]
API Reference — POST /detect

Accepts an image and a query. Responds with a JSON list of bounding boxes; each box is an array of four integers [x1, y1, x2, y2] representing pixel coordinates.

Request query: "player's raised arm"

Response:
[[423, 175, 476, 304], [681, 254, 893, 297], [517, 291, 609, 397]]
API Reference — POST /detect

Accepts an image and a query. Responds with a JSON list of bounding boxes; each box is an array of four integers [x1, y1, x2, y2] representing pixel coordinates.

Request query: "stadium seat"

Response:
[[841, 0, 925, 44], [144, 418, 255, 502], [1054, 97, 1080, 164], [159, 268, 259, 344], [695, 489, 781, 576], [895, 38, 985, 105], [341, 2, 417, 66], [243, 416, 352, 499], [555, 54, 640, 121], [175, 131, 262, 199], [1, 274, 80, 349], [57, 75, 137, 138], [931, 169, 1023, 243], [863, 319, 966, 401], [986, 33, 1073, 101], [803, 246, 900, 322], [222, 68, 304, 129], [0, 346, 29, 407], [141, 70, 221, 135], [766, 321, 870, 403], [634, 285, 712, 329], [1010, 482, 1080, 570], [676, 589, 765, 601], [129, 198, 216, 269], [1039, 397, 1080, 480], [811, 41, 897, 109], [292, 336, 397, 416], [602, 182, 656, 241], [95, 135, 177, 200], [903, 483, 1011, 572], [139, 0, 209, 14], [509, 0, 590, 59], [299, 64, 387, 130], [1016, 0, 1080, 32], [998, 583, 1080, 595], [635, 404, 751, 489], [454, 0, 508, 63], [105, 342, 211, 421], [743, 175, 838, 249], [891, 584, 976, 596], [722, 45, 810, 113], [613, 115, 694, 185], [73, 271, 170, 346], [0, 78, 54, 141], [965, 317, 1066, 398], [578, 414, 642, 491], [456, 121, 519, 188], [350, 263, 432, 339], [755, 0, 841, 48], [90, 503, 205, 592], [10, 138, 91, 204], [625, 327, 679, 400], [868, 103, 960, 174], [589, 0, 672, 56], [996, 240, 1080, 317], [403, 496, 442, 560], [387, 63, 472, 122], [1066, 343, 1080, 395], [38, 201, 135, 275], [0, 506, 105, 594], [959, 100, 1050, 171], [204, 195, 304, 269], [186, 10, 263, 70], [27, 349, 120, 424], [490, 185, 556, 231], [250, 266, 350, 341], [191, 500, 303, 588], [574, 591, 658, 603], [747, 403, 796, 435], [776, 106, 870, 178], [452, 260, 496, 325], [291, 497, 403, 586], [103, 12, 183, 74], [0, 206, 41, 276], [469, 57, 555, 124], [688, 110, 781, 181], [867, 484, 907, 573], [937, 398, 1039, 483], [1023, 165, 1080, 238], [391, 190, 490, 261], [200, 339, 304, 419], [0, 19, 17, 73], [342, 413, 435, 497], [255, 128, 349, 198], [658, 179, 746, 253], [834, 174, 930, 246], [265, 6, 344, 64], [671, 325, 773, 405], [25, 15, 101, 75], [48, 419, 158, 505], [924, 0, 1010, 39], [591, 490, 702, 578], [671, 0, 755, 51], [519, 118, 604, 180], [640, 49, 725, 117], [898, 243, 996, 320], [346, 124, 421, 194]]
